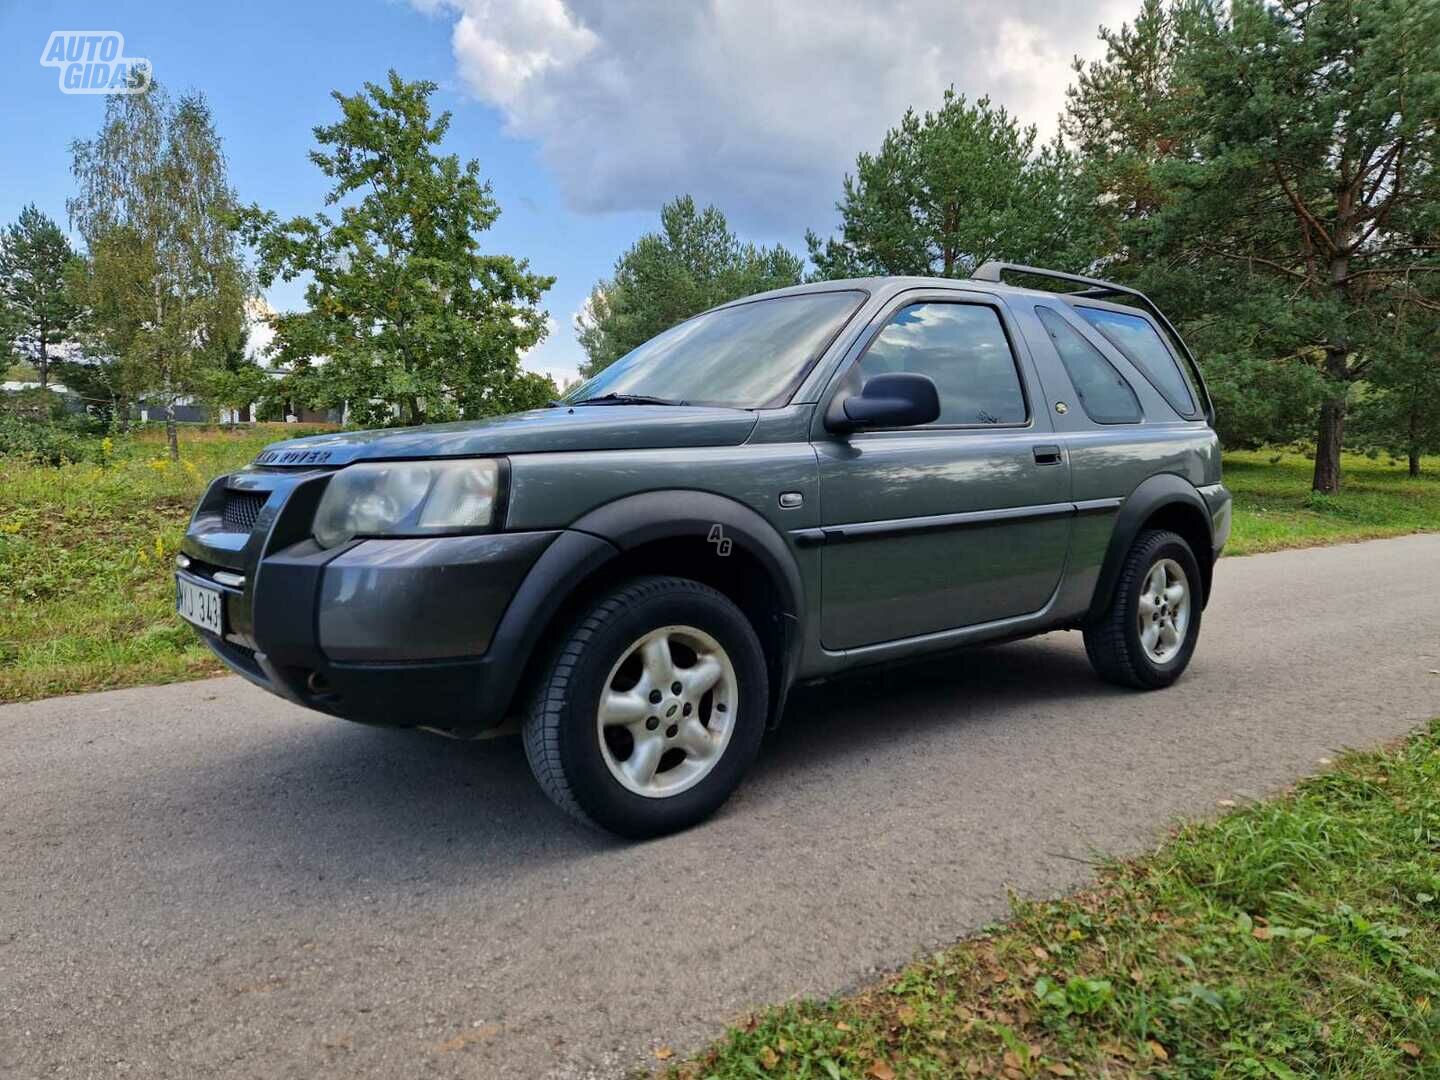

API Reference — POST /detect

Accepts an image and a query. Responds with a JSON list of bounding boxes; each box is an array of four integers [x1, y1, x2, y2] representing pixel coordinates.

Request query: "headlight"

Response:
[[312, 459, 503, 548]]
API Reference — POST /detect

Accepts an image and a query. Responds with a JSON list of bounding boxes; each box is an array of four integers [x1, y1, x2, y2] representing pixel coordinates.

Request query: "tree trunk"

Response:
[[1312, 396, 1346, 494], [239, 403, 251, 423], [1408, 406, 1421, 477], [166, 400, 179, 462], [38, 336, 49, 389]]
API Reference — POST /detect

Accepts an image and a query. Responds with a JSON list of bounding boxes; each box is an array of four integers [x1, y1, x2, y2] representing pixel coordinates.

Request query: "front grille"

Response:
[[221, 490, 267, 533]]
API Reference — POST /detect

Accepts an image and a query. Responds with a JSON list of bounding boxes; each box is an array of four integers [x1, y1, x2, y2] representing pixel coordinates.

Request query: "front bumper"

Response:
[[179, 466, 559, 733]]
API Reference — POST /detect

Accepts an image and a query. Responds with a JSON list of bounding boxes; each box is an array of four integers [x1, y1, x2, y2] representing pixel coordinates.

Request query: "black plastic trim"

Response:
[[793, 500, 1087, 547], [470, 529, 620, 727], [1085, 474, 1214, 622]]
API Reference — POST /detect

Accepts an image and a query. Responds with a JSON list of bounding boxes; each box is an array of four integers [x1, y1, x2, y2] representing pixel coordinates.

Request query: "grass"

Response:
[[0, 440, 1435, 705], [1225, 449, 1440, 556], [663, 721, 1440, 1079], [0, 424, 325, 704]]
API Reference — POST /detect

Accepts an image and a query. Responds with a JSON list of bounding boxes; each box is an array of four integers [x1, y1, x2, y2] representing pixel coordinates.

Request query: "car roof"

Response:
[[718, 274, 1113, 310]]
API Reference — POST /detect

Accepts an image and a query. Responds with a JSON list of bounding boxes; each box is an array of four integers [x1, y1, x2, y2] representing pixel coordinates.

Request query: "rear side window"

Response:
[[858, 303, 1027, 426], [1075, 306, 1197, 417], [1035, 306, 1141, 424]]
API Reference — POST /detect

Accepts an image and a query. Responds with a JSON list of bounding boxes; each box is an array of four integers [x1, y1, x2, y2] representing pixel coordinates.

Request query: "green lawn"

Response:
[[665, 721, 1440, 1079], [0, 441, 1436, 705], [1225, 449, 1440, 556], [0, 425, 322, 704]]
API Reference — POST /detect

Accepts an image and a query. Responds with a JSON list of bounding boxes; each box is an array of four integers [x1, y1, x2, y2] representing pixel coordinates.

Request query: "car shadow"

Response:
[[766, 632, 1113, 771], [89, 632, 1125, 896]]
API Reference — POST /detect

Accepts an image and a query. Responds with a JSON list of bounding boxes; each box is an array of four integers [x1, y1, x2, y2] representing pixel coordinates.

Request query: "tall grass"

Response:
[[0, 425, 326, 703]]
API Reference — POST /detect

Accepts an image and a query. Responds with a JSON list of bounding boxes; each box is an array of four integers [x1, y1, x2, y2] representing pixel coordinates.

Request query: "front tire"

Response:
[[522, 575, 768, 838], [1083, 529, 1203, 690]]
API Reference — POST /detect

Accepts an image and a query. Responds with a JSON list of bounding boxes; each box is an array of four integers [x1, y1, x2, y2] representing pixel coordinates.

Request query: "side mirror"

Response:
[[826, 372, 940, 433]]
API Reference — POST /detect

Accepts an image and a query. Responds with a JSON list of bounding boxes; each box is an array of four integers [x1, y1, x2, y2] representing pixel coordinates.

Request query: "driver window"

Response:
[[857, 303, 1027, 426]]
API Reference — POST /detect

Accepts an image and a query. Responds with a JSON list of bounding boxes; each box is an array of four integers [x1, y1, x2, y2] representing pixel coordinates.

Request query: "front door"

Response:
[[816, 294, 1072, 650]]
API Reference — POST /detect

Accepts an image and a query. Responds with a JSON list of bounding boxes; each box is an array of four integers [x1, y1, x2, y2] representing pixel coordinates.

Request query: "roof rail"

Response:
[[970, 261, 1213, 423], [972, 261, 1151, 307]]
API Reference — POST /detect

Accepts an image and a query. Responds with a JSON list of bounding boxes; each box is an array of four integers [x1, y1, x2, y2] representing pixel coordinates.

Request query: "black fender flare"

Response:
[[475, 491, 806, 728], [1085, 473, 1214, 623], [471, 529, 618, 726], [571, 490, 805, 620]]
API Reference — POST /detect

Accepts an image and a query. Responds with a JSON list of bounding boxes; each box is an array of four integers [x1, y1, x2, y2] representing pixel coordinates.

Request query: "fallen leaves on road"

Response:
[[435, 1024, 500, 1053]]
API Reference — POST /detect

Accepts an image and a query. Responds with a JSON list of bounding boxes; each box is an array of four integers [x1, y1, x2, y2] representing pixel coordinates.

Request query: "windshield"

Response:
[[564, 290, 866, 409]]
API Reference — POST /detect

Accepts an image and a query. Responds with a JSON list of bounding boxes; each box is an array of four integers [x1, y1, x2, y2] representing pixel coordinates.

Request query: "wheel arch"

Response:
[[1086, 473, 1215, 623], [479, 491, 805, 729]]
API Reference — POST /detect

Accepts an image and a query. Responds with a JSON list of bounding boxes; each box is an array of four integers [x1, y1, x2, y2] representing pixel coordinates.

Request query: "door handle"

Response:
[[1032, 445, 1063, 465]]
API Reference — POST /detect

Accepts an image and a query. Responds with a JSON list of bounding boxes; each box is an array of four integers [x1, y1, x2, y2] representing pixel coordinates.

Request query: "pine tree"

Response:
[[807, 89, 1097, 281], [1070, 0, 1440, 491], [577, 196, 804, 377], [0, 206, 83, 389]]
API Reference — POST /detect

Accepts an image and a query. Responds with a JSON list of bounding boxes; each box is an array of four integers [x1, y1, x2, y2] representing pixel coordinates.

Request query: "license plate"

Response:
[[176, 576, 224, 636]]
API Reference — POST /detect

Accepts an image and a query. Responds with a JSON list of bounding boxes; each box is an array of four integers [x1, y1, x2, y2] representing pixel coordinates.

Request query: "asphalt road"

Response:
[[4, 534, 1439, 1078]]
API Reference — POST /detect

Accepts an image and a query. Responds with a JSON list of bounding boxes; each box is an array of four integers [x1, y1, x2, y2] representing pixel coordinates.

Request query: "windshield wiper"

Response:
[[569, 392, 690, 407]]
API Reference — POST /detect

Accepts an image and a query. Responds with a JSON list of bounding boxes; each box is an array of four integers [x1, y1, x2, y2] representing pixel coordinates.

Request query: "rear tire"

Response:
[[1083, 529, 1203, 690], [522, 575, 768, 838]]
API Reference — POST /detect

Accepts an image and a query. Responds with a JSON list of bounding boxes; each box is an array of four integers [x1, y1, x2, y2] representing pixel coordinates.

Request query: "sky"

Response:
[[0, 0, 1134, 385]]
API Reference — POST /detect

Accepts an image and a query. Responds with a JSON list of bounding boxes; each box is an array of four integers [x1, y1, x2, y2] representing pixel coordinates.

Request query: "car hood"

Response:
[[251, 405, 759, 466]]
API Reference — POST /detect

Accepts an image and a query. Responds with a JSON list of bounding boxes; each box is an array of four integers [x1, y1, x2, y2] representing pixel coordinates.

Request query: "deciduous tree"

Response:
[[69, 81, 248, 459], [238, 72, 557, 427]]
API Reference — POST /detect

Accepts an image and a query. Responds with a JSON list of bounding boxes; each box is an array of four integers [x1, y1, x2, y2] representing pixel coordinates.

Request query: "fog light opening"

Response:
[[306, 670, 331, 695]]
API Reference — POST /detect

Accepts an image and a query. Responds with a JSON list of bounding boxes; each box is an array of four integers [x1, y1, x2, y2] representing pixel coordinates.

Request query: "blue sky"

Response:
[[0, 0, 1131, 384]]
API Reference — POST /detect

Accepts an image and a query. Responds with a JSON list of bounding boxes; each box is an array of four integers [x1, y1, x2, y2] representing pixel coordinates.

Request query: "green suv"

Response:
[[177, 263, 1231, 837]]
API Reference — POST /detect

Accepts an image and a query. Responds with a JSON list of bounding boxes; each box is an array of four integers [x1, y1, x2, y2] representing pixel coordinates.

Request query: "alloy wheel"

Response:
[[1137, 558, 1190, 664], [596, 624, 739, 798]]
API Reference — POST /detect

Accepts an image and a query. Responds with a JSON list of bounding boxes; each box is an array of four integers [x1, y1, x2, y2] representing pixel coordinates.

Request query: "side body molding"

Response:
[[1086, 472, 1215, 623]]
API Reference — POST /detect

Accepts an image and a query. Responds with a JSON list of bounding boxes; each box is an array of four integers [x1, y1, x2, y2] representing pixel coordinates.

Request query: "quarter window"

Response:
[[857, 303, 1026, 426], [1035, 307, 1141, 424], [1074, 306, 1197, 416]]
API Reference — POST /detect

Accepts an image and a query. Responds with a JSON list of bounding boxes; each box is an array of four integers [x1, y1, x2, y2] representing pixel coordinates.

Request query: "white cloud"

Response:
[[520, 313, 584, 386], [448, 0, 598, 108], [416, 0, 1133, 235]]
